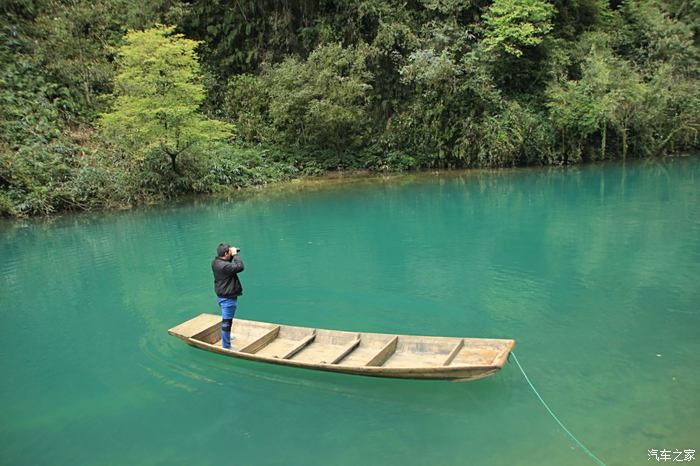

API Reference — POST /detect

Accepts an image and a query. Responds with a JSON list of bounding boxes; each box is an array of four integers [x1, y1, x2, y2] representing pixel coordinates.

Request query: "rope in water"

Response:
[[509, 352, 607, 466]]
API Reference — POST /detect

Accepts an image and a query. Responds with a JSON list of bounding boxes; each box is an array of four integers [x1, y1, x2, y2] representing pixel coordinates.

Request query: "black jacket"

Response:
[[212, 255, 244, 298]]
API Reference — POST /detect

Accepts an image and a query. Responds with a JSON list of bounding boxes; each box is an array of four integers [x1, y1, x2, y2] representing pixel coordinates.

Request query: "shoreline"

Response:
[[1, 153, 696, 223]]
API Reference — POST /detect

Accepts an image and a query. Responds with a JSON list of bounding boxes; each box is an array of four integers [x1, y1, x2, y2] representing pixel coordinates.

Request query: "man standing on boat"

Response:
[[212, 243, 244, 350]]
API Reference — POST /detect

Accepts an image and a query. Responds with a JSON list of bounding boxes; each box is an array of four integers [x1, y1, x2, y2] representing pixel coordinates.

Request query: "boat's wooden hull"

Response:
[[168, 314, 515, 381]]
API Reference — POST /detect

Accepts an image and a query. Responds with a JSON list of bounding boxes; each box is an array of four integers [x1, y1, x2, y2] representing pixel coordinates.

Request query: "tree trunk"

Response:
[[83, 76, 91, 106], [168, 151, 180, 175], [601, 123, 606, 160]]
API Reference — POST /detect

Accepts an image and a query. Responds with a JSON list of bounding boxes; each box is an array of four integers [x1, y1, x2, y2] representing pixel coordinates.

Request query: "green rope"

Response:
[[509, 352, 607, 466]]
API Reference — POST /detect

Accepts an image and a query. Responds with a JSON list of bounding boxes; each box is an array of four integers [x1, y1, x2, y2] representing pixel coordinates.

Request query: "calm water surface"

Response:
[[1, 157, 698, 466]]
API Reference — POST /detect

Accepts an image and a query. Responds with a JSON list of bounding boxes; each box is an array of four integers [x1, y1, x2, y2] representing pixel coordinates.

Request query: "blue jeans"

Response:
[[217, 297, 238, 348]]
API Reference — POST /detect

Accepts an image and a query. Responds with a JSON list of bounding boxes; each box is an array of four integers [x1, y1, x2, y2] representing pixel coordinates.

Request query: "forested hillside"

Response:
[[1, 0, 698, 216]]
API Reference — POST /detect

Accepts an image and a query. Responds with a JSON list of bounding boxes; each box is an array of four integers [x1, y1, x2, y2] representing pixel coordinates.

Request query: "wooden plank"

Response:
[[329, 335, 361, 365], [239, 326, 280, 354], [192, 322, 222, 345], [366, 336, 398, 367], [442, 339, 464, 366], [168, 313, 221, 340], [281, 330, 317, 360], [492, 341, 516, 367]]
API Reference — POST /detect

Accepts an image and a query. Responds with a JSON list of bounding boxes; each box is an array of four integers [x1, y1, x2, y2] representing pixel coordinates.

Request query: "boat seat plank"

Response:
[[492, 346, 511, 367], [286, 334, 359, 364], [191, 323, 222, 344], [281, 331, 317, 360], [329, 336, 361, 365], [442, 339, 464, 366], [335, 347, 382, 366], [366, 336, 399, 367], [239, 326, 281, 354], [255, 337, 311, 359], [288, 343, 342, 364]]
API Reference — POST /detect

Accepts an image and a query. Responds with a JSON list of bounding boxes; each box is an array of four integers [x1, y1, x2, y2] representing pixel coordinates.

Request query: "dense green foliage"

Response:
[[1, 0, 698, 216], [483, 0, 556, 57], [100, 25, 232, 194]]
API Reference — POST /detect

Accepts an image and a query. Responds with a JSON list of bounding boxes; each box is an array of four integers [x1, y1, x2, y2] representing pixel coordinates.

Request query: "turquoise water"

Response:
[[1, 157, 698, 466]]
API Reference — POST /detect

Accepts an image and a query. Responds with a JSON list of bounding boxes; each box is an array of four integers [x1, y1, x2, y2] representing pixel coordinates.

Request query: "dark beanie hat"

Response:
[[217, 243, 231, 257]]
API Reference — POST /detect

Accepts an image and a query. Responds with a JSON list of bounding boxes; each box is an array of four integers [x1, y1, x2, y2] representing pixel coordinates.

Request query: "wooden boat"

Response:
[[168, 314, 516, 381]]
